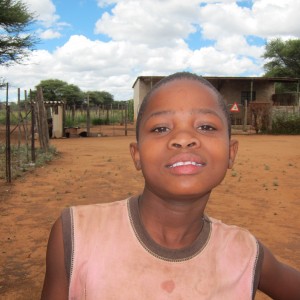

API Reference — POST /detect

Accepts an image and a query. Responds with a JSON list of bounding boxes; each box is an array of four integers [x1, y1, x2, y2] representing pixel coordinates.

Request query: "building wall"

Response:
[[133, 78, 141, 122], [133, 77, 276, 122], [52, 105, 64, 138], [133, 78, 151, 122], [209, 80, 275, 104], [272, 105, 300, 116], [133, 77, 162, 121], [272, 92, 300, 106]]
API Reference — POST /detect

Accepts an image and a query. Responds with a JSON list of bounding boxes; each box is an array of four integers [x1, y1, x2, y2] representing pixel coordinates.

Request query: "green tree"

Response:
[[263, 38, 300, 78], [98, 91, 114, 122], [100, 91, 114, 106], [86, 90, 114, 106], [263, 38, 300, 92], [34, 79, 68, 101], [86, 90, 114, 123], [34, 79, 84, 106], [60, 84, 84, 106], [0, 0, 37, 65], [87, 91, 106, 106]]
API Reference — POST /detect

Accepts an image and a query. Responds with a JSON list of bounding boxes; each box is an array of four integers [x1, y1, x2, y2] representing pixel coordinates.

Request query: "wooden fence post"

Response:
[[35, 87, 49, 152], [23, 90, 29, 162], [125, 103, 128, 136], [18, 88, 21, 150], [87, 94, 90, 137], [243, 100, 248, 132], [30, 91, 36, 162], [5, 83, 11, 183]]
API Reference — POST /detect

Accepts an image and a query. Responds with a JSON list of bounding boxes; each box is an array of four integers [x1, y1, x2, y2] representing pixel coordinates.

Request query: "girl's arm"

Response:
[[259, 244, 300, 299], [41, 218, 68, 300]]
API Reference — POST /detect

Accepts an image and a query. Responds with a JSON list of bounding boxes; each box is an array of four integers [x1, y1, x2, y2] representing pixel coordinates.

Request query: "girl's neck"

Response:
[[138, 192, 209, 249]]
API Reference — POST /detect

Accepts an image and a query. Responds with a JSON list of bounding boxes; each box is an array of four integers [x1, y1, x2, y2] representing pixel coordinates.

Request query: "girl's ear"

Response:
[[130, 142, 141, 170], [228, 139, 239, 169]]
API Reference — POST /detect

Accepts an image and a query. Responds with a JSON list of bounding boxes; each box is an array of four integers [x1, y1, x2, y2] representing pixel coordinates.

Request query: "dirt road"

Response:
[[0, 134, 299, 299]]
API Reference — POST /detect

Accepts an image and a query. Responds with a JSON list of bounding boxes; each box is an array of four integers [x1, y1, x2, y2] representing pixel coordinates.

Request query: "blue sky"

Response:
[[35, 0, 255, 52], [34, 1, 108, 51], [1, 0, 299, 101]]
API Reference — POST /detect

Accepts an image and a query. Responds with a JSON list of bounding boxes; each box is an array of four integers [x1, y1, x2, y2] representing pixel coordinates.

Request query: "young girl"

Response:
[[41, 72, 300, 299]]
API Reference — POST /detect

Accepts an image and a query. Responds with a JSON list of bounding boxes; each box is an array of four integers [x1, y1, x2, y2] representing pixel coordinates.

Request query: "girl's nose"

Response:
[[168, 132, 200, 149]]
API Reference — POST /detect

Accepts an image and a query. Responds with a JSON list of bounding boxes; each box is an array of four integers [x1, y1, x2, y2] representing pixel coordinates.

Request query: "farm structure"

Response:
[[44, 100, 64, 138], [132, 76, 300, 127]]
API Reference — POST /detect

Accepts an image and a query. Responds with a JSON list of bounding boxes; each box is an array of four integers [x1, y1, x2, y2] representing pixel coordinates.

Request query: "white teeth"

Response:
[[170, 161, 203, 168]]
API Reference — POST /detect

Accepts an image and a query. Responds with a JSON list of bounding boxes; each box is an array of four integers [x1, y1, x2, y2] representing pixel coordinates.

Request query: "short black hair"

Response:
[[135, 71, 231, 141]]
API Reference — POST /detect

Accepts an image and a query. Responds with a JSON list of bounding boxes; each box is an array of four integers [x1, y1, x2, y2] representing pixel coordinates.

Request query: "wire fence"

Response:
[[0, 85, 136, 183]]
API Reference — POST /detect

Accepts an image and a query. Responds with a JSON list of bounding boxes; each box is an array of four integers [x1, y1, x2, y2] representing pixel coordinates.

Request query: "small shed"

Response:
[[44, 100, 65, 138], [132, 75, 300, 124]]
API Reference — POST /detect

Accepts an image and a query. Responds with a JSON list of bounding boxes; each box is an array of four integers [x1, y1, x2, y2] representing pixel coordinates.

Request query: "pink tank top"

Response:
[[62, 197, 263, 299]]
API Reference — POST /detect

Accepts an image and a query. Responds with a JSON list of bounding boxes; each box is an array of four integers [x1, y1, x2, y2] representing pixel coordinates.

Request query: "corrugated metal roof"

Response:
[[132, 75, 300, 88], [43, 100, 65, 104], [204, 76, 300, 82]]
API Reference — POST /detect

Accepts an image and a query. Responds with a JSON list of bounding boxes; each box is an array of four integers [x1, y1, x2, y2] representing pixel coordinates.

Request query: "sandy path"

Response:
[[0, 135, 299, 299]]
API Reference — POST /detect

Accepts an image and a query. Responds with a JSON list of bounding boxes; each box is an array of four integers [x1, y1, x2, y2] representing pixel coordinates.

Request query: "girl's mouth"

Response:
[[167, 161, 206, 168], [166, 160, 206, 175]]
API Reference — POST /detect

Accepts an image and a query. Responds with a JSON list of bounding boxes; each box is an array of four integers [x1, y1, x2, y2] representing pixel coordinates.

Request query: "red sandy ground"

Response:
[[0, 132, 299, 299]]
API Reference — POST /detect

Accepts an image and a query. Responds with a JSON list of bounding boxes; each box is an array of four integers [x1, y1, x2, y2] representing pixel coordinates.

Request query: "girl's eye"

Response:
[[151, 127, 169, 134], [198, 124, 216, 131]]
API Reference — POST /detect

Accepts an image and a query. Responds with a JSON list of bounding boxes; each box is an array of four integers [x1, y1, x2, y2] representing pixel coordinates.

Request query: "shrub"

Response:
[[65, 114, 87, 127], [91, 117, 107, 125], [0, 144, 58, 180], [269, 113, 300, 134], [0, 110, 20, 125], [249, 102, 272, 133]]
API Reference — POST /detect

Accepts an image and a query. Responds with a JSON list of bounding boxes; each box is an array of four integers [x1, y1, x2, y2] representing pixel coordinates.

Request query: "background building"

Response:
[[132, 76, 300, 126]]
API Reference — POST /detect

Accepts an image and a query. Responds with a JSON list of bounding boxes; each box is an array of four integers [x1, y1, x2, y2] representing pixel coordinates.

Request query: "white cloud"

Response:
[[0, 35, 190, 100], [94, 0, 200, 47], [252, 0, 300, 38], [96, 0, 118, 7], [199, 2, 252, 40], [1, 36, 145, 100], [188, 46, 261, 76], [23, 0, 69, 42], [215, 35, 264, 58], [39, 29, 62, 40], [1, 0, 300, 101], [199, 0, 300, 40], [24, 0, 59, 27]]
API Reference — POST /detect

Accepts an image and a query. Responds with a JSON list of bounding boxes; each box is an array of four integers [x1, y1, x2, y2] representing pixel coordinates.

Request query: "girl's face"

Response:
[[130, 79, 238, 201]]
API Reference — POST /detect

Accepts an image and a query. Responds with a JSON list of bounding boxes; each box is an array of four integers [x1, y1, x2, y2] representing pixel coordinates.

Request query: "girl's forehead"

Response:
[[147, 79, 219, 109]]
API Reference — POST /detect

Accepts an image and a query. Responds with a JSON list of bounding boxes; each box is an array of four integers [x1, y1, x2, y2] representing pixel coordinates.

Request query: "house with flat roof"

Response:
[[132, 76, 300, 125]]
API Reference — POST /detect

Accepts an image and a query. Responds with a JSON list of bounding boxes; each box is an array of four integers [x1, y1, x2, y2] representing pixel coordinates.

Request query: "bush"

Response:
[[0, 109, 20, 125], [65, 114, 87, 127], [0, 110, 5, 125], [269, 113, 300, 134], [249, 102, 272, 133], [0, 144, 58, 180], [91, 117, 107, 125]]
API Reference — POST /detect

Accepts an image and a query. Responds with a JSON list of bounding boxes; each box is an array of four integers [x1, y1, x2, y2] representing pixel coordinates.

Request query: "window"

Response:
[[241, 91, 256, 106]]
